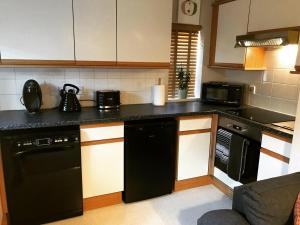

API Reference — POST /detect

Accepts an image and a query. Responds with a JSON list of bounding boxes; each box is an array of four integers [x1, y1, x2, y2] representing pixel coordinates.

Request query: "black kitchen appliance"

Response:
[[21, 79, 42, 113], [96, 90, 120, 110], [123, 118, 177, 203], [1, 126, 83, 225], [202, 82, 245, 106], [215, 116, 261, 184], [59, 84, 81, 112]]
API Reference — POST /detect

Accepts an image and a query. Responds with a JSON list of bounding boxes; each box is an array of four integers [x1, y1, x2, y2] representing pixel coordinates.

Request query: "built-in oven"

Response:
[[1, 125, 83, 225], [215, 116, 261, 184], [202, 82, 245, 106]]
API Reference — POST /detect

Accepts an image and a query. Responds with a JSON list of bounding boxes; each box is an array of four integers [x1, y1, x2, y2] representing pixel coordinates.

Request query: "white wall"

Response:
[[289, 95, 300, 172], [0, 68, 168, 110]]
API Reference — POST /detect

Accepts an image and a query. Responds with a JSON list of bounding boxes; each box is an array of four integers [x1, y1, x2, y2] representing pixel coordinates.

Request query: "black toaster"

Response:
[[96, 90, 120, 110]]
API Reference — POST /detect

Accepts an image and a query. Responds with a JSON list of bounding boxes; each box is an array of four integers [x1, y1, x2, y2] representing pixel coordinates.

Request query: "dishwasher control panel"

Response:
[[16, 136, 80, 148]]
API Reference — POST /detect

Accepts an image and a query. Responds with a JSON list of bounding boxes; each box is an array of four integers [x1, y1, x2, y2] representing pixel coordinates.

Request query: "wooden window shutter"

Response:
[[168, 24, 201, 99]]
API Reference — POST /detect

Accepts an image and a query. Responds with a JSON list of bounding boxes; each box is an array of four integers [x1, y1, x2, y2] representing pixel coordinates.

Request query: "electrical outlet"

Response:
[[249, 85, 256, 94]]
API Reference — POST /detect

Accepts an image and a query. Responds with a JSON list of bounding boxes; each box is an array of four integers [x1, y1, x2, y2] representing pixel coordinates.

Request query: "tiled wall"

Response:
[[222, 47, 299, 116], [0, 68, 168, 110]]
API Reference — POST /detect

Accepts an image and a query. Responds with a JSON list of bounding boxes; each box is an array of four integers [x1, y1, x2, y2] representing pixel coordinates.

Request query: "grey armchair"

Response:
[[198, 172, 300, 225]]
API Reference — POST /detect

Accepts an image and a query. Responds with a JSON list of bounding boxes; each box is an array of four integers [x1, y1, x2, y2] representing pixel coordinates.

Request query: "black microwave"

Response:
[[201, 82, 245, 106]]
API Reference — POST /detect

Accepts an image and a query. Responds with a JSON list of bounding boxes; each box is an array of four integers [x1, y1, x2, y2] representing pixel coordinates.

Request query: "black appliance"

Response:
[[225, 107, 295, 124], [21, 80, 42, 113], [1, 126, 83, 225], [59, 84, 81, 112], [123, 118, 177, 203], [215, 117, 261, 184], [202, 82, 245, 106], [96, 90, 120, 110]]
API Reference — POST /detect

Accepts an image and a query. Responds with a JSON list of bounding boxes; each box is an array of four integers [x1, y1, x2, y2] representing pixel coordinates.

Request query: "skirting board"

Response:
[[83, 192, 122, 211], [174, 175, 213, 192], [211, 177, 233, 198]]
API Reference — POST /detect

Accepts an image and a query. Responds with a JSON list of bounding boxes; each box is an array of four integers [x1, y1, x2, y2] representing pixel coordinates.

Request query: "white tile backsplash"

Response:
[[0, 68, 168, 110]]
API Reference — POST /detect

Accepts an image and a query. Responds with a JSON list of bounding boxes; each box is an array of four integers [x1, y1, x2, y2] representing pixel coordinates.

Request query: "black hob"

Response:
[[226, 107, 295, 124]]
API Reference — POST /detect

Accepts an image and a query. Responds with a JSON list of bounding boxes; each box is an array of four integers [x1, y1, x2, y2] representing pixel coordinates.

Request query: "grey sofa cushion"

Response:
[[197, 209, 250, 225], [233, 173, 300, 225]]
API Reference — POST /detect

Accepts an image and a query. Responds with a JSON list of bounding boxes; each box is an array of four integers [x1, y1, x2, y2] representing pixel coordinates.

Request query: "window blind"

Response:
[[168, 24, 201, 99]]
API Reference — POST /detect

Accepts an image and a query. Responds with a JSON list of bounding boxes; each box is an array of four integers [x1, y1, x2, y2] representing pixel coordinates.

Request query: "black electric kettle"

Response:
[[59, 84, 81, 112]]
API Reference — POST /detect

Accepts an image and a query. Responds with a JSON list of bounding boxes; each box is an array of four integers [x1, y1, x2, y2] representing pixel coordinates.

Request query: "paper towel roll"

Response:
[[152, 85, 165, 106]]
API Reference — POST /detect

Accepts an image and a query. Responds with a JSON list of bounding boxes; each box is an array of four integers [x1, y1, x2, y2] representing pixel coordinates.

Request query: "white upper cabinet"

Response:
[[73, 0, 116, 62], [215, 0, 250, 65], [0, 0, 74, 61], [248, 0, 300, 32], [117, 0, 173, 63]]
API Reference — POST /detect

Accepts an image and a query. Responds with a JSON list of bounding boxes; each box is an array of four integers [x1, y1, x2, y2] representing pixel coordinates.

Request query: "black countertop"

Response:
[[0, 101, 294, 139]]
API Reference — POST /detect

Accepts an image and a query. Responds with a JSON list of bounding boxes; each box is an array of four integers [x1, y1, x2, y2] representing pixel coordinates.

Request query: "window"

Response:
[[168, 24, 202, 99]]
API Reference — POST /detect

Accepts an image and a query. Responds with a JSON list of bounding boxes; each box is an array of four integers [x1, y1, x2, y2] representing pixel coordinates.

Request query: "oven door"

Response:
[[2, 141, 83, 225], [215, 128, 260, 183]]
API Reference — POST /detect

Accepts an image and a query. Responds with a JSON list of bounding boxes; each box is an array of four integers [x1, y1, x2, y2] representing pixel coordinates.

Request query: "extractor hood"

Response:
[[235, 30, 299, 48]]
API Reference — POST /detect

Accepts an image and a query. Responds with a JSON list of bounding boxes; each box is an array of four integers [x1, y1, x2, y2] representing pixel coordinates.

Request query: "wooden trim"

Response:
[[75, 61, 116, 67], [260, 147, 290, 164], [1, 59, 76, 66], [178, 129, 211, 136], [83, 192, 122, 211], [213, 0, 236, 6], [81, 138, 124, 147], [247, 26, 300, 35], [208, 114, 218, 175], [262, 131, 293, 143], [177, 115, 212, 121], [209, 4, 219, 67], [208, 63, 244, 70], [116, 62, 170, 69], [172, 23, 202, 32], [0, 152, 8, 214], [80, 122, 124, 129], [1, 214, 8, 225], [0, 59, 170, 69], [174, 176, 213, 192], [211, 176, 233, 198]]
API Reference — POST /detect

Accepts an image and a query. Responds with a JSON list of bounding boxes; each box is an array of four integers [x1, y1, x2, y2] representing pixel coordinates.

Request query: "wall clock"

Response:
[[178, 0, 201, 25]]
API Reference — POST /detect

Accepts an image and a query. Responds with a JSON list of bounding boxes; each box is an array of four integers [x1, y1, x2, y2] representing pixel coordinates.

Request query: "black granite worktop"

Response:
[[0, 101, 294, 139]]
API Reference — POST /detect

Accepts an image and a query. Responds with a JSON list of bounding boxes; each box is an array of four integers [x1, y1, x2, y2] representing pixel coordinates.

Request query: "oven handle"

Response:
[[14, 145, 76, 158], [241, 139, 250, 176]]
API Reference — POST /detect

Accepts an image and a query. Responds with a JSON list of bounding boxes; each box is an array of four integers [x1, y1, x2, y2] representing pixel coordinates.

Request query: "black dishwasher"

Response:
[[123, 118, 177, 203], [1, 125, 83, 225]]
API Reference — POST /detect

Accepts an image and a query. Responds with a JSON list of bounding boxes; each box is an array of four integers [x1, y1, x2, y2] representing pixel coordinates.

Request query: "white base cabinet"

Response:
[[177, 132, 211, 181], [257, 133, 292, 181], [81, 142, 124, 198], [257, 153, 289, 181]]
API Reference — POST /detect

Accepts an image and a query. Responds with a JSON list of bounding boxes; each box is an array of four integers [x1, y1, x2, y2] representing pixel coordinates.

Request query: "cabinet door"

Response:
[[117, 0, 172, 63], [73, 0, 116, 62], [81, 142, 124, 198], [257, 152, 289, 181], [177, 132, 211, 180], [214, 0, 249, 65], [248, 0, 300, 32], [0, 0, 74, 61]]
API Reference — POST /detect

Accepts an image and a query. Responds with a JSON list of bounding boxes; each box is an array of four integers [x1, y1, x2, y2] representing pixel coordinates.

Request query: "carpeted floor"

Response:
[[46, 185, 232, 225]]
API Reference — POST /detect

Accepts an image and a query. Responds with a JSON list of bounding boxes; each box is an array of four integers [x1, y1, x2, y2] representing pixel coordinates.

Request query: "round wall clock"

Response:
[[181, 0, 198, 16]]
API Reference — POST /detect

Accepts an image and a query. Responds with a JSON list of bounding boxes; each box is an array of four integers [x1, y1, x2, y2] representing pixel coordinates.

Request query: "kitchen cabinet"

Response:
[[0, 0, 74, 64], [293, 39, 300, 73], [248, 0, 300, 33], [177, 132, 211, 180], [81, 142, 124, 198], [73, 0, 116, 65], [117, 0, 172, 66], [177, 116, 212, 181], [80, 122, 124, 210], [209, 0, 265, 70], [214, 167, 242, 189], [257, 133, 292, 180]]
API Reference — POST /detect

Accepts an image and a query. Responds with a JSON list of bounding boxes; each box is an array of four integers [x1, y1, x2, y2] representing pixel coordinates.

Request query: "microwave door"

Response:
[[206, 87, 229, 101]]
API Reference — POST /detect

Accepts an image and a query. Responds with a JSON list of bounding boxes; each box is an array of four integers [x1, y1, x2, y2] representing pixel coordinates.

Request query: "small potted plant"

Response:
[[177, 66, 191, 99]]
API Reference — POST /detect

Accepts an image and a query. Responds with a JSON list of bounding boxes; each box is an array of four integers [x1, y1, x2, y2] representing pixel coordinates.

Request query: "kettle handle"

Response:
[[63, 84, 80, 94]]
